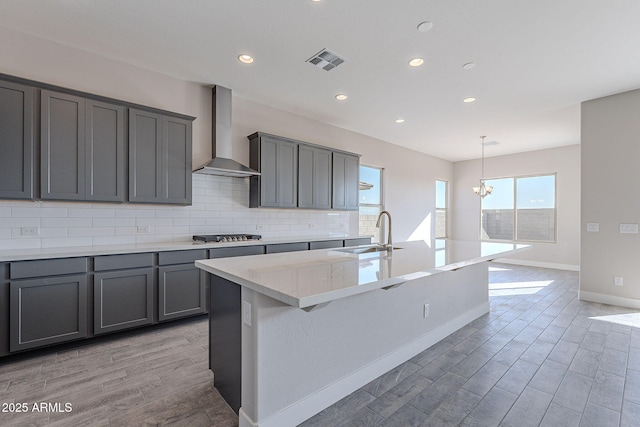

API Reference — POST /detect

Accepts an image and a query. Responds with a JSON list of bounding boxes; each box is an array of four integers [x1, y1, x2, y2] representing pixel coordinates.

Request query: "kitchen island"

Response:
[[195, 239, 529, 427]]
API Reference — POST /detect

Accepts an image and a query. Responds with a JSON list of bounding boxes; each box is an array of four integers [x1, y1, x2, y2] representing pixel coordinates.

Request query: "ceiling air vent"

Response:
[[306, 49, 346, 71]]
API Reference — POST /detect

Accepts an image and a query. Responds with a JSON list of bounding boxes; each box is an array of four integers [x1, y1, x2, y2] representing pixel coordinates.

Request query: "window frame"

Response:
[[435, 179, 448, 239], [358, 164, 384, 243], [480, 172, 557, 244]]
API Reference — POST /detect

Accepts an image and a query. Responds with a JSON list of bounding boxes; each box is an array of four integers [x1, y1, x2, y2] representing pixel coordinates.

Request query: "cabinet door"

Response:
[[163, 116, 192, 204], [332, 153, 360, 210], [129, 109, 162, 203], [41, 90, 86, 200], [298, 146, 331, 209], [10, 274, 88, 351], [0, 81, 34, 200], [277, 139, 298, 208], [258, 136, 297, 208], [86, 99, 125, 201], [94, 268, 153, 334], [0, 264, 8, 357], [158, 264, 205, 321]]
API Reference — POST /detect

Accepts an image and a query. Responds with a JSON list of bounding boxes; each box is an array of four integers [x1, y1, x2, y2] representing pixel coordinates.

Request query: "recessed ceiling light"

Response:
[[463, 62, 477, 70], [417, 21, 433, 32], [335, 93, 348, 101], [238, 54, 254, 64], [408, 57, 424, 67], [463, 97, 476, 103], [395, 118, 405, 124]]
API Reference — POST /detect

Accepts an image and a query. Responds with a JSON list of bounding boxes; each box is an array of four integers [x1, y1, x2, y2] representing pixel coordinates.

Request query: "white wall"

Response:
[[452, 145, 581, 270], [0, 27, 452, 250], [581, 88, 640, 308]]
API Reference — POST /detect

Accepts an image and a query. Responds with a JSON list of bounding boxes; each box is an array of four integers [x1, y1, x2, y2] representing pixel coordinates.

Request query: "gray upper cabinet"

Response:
[[332, 152, 360, 210], [164, 116, 192, 204], [86, 99, 125, 201], [298, 145, 331, 209], [0, 80, 34, 200], [129, 109, 162, 203], [41, 90, 86, 200], [129, 109, 192, 205], [249, 132, 359, 210], [249, 133, 297, 208], [41, 90, 125, 201]]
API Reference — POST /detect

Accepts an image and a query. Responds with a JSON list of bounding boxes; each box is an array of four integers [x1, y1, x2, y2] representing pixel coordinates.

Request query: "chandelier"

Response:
[[473, 136, 493, 198]]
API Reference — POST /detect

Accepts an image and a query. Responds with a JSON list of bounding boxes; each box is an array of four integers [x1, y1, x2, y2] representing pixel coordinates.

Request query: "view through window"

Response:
[[435, 180, 448, 238], [359, 166, 383, 243], [481, 174, 556, 242]]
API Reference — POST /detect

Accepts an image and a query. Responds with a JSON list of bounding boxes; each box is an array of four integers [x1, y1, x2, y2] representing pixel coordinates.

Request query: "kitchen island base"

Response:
[[210, 262, 489, 427]]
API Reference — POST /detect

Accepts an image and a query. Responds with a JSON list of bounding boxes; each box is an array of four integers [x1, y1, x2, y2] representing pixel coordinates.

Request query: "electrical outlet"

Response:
[[242, 301, 252, 326], [586, 223, 599, 232], [423, 303, 430, 318], [615, 276, 624, 287], [256, 224, 265, 231], [20, 227, 39, 236], [137, 225, 151, 234], [620, 224, 638, 234]]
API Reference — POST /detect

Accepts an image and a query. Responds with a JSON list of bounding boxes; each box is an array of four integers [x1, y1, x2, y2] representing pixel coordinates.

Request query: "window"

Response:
[[481, 174, 556, 242], [359, 165, 383, 243], [435, 180, 448, 238]]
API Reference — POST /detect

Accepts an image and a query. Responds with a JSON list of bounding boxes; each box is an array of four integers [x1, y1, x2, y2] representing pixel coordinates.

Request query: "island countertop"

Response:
[[195, 239, 530, 309]]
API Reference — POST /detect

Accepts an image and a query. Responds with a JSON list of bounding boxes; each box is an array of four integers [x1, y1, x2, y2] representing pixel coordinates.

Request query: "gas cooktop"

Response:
[[192, 234, 262, 243]]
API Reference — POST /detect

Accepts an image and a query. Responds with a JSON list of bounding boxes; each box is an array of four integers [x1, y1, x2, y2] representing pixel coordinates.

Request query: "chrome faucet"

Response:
[[376, 210, 392, 250]]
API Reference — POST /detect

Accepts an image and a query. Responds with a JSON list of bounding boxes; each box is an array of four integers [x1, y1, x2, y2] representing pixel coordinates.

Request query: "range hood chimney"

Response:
[[193, 86, 260, 177]]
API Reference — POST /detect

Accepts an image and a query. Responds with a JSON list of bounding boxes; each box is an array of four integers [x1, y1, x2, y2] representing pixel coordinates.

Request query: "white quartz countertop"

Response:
[[0, 235, 369, 262], [195, 239, 530, 309]]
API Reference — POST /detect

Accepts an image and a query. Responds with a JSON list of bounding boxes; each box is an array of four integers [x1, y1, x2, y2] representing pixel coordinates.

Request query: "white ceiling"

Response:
[[1, 0, 639, 161]]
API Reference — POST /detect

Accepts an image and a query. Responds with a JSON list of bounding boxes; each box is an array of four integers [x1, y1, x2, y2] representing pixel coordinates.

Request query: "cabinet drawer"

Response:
[[209, 246, 265, 259], [10, 257, 87, 279], [265, 242, 309, 254], [310, 240, 343, 250], [94, 253, 153, 271], [158, 249, 207, 266], [344, 238, 372, 247]]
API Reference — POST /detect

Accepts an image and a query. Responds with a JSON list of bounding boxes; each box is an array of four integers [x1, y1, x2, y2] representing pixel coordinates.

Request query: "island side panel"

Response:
[[240, 263, 488, 427], [210, 275, 242, 414]]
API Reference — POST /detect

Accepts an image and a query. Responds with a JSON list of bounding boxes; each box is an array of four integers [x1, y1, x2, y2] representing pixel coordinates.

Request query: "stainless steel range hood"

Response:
[[193, 86, 260, 177]]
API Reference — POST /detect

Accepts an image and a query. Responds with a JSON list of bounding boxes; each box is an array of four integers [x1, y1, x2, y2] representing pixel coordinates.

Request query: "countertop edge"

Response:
[[0, 235, 372, 262], [197, 243, 532, 309]]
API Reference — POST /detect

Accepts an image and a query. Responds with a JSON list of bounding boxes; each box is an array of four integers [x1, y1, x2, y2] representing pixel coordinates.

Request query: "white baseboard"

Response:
[[493, 258, 579, 272], [580, 291, 640, 310], [240, 302, 490, 427]]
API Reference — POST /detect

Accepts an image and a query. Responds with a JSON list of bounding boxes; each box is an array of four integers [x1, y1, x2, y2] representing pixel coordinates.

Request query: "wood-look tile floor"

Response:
[[1, 264, 639, 426]]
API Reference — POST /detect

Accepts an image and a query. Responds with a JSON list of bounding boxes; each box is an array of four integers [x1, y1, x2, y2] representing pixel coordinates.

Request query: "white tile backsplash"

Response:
[[0, 174, 354, 250]]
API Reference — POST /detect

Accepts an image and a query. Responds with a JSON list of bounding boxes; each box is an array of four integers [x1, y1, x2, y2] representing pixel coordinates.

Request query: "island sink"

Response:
[[336, 244, 403, 254]]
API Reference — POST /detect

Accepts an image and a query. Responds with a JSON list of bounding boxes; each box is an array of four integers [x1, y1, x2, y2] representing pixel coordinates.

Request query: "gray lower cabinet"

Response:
[[249, 132, 297, 208], [94, 268, 154, 335], [0, 264, 9, 357], [129, 109, 193, 204], [158, 249, 207, 322], [332, 152, 360, 210], [10, 274, 88, 352], [8, 257, 88, 352], [344, 237, 372, 247], [0, 80, 34, 200], [310, 240, 343, 250], [93, 252, 155, 335], [266, 242, 309, 254], [298, 145, 332, 209]]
